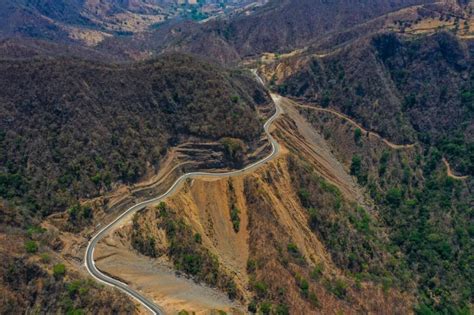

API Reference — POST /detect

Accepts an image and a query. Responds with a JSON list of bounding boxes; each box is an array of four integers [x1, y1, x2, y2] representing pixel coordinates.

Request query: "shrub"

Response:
[[354, 128, 362, 145], [248, 299, 258, 313], [40, 253, 51, 263], [157, 202, 167, 217], [309, 291, 321, 307], [321, 92, 331, 107], [53, 263, 66, 278], [298, 277, 309, 296], [27, 225, 46, 237], [386, 188, 402, 207], [298, 189, 311, 207], [230, 205, 241, 232], [275, 303, 289, 315], [254, 281, 268, 297], [259, 301, 272, 315], [67, 280, 82, 296], [25, 240, 38, 253], [310, 263, 324, 280], [350, 155, 362, 176], [287, 243, 301, 257], [308, 208, 319, 229], [331, 279, 348, 299], [379, 150, 390, 176], [247, 259, 257, 273], [351, 155, 367, 184]]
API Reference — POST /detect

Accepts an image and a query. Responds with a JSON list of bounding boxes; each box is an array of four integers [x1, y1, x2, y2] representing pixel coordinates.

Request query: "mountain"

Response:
[[0, 0, 264, 48], [0, 0, 473, 314], [248, 6, 473, 312], [0, 53, 270, 220], [99, 0, 437, 63], [264, 31, 473, 175]]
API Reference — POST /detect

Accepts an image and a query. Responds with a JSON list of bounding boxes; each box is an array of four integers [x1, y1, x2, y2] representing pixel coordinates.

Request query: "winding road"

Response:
[[289, 100, 416, 150], [84, 74, 282, 314]]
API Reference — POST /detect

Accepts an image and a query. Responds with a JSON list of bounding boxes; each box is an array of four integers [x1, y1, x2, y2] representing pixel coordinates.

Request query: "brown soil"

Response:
[[94, 235, 241, 314], [96, 94, 414, 313], [443, 158, 469, 180]]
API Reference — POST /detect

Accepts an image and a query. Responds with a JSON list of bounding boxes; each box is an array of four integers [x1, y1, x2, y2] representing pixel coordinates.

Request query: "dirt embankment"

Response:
[[95, 97, 414, 314]]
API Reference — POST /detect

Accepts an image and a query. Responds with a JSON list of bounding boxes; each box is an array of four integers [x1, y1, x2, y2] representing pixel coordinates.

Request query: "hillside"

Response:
[[96, 101, 414, 314], [0, 54, 271, 220], [0, 205, 136, 314], [0, 0, 445, 62], [0, 52, 272, 313], [263, 31, 473, 176], [95, 93, 473, 314], [0, 0, 473, 314], [99, 0, 438, 63], [0, 0, 264, 49]]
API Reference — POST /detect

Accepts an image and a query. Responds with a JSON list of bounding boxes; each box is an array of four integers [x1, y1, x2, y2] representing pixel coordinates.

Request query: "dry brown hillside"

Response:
[[94, 96, 420, 314]]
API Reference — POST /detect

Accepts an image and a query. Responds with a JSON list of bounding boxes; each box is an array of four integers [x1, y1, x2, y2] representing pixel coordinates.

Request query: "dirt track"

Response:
[[443, 158, 469, 180], [286, 99, 416, 150]]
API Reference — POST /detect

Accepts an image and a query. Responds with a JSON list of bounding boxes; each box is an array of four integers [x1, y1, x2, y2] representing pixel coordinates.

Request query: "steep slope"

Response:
[[0, 202, 137, 314], [100, 93, 473, 314], [265, 31, 473, 175], [197, 0, 436, 57], [95, 97, 421, 314], [291, 96, 473, 313], [0, 0, 164, 41], [95, 0, 438, 63], [0, 0, 264, 49], [0, 54, 271, 220], [0, 53, 272, 314]]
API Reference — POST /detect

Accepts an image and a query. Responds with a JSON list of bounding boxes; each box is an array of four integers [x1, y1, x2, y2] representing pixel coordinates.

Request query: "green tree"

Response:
[[53, 263, 66, 278], [386, 188, 402, 207], [354, 128, 362, 145], [25, 240, 38, 253], [350, 155, 362, 176]]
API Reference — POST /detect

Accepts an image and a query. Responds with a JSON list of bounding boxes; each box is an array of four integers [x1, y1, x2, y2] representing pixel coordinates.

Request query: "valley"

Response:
[[0, 0, 472, 314]]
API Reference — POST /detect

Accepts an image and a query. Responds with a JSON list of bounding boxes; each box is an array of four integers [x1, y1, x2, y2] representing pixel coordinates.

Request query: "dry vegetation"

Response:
[[0, 203, 136, 314], [270, 31, 473, 176], [121, 108, 421, 314], [0, 54, 270, 219]]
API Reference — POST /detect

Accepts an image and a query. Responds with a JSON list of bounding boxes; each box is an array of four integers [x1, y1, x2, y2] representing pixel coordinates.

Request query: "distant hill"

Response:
[[0, 0, 263, 48], [0, 0, 439, 62]]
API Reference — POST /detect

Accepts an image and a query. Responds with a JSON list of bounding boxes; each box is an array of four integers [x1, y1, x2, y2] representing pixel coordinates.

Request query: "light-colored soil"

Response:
[[92, 92, 418, 313], [276, 98, 366, 203], [95, 234, 242, 315], [66, 27, 112, 46], [64, 89, 427, 314], [443, 158, 469, 180]]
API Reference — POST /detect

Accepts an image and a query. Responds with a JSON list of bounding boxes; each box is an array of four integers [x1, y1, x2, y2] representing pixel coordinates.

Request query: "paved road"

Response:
[[84, 73, 282, 315]]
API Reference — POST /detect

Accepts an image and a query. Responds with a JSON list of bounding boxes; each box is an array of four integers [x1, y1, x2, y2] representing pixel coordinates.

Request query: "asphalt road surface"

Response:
[[84, 72, 282, 314]]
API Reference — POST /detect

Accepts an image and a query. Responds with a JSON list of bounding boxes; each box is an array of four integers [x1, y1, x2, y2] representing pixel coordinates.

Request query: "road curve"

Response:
[[288, 100, 415, 150], [84, 73, 282, 314]]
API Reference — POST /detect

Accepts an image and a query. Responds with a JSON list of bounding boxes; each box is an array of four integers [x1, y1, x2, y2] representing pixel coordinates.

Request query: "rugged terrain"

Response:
[[98, 92, 472, 314], [0, 0, 473, 314], [260, 19, 473, 176], [0, 0, 264, 47], [0, 54, 271, 219], [0, 53, 272, 313], [97, 96, 418, 314]]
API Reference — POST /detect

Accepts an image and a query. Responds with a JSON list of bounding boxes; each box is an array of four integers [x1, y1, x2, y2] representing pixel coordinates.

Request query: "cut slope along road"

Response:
[[84, 74, 283, 315]]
